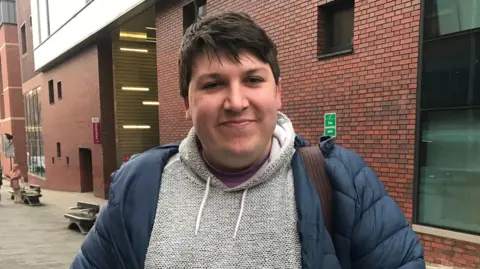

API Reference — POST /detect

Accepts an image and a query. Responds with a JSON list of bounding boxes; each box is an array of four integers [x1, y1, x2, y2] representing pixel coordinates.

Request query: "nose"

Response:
[[223, 82, 249, 113]]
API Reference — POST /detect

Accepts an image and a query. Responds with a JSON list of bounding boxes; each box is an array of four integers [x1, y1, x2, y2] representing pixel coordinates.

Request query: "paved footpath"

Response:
[[0, 181, 106, 269]]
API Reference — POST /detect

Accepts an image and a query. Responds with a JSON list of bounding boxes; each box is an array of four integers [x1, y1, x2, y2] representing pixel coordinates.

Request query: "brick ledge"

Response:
[[413, 224, 480, 245]]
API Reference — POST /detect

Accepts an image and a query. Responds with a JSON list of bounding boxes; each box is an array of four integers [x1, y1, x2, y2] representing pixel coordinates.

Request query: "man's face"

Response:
[[185, 51, 281, 171]]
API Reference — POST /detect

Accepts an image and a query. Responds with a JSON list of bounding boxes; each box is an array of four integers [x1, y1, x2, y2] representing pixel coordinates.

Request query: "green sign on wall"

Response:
[[324, 113, 337, 137]]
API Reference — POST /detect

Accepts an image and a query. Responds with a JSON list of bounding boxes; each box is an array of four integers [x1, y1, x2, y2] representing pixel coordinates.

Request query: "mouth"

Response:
[[220, 120, 254, 128]]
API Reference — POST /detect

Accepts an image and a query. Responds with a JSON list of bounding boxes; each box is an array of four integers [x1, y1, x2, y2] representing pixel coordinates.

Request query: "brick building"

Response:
[[19, 0, 479, 267], [0, 0, 27, 178], [18, 0, 159, 198]]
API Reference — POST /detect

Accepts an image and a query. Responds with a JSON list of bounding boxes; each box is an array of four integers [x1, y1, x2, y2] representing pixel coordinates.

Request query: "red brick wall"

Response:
[[156, 0, 480, 267], [157, 0, 419, 213], [420, 234, 480, 268], [37, 45, 108, 198], [156, 1, 192, 142], [0, 23, 27, 178], [16, 0, 38, 83]]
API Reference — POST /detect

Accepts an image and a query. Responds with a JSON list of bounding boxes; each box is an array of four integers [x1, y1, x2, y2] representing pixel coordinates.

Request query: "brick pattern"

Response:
[[36, 45, 108, 198], [420, 235, 480, 268], [155, 0, 479, 266], [157, 0, 420, 215], [0, 23, 27, 178], [156, 0, 193, 143], [15, 0, 37, 83]]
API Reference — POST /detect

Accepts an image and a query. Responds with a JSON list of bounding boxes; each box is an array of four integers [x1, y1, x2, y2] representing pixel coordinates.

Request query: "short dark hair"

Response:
[[178, 12, 280, 98]]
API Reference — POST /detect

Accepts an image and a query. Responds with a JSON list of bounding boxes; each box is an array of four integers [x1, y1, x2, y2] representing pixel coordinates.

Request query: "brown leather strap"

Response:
[[299, 146, 334, 237]]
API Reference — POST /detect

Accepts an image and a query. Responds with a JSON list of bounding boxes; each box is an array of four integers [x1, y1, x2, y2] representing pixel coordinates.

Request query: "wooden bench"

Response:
[[64, 201, 100, 234]]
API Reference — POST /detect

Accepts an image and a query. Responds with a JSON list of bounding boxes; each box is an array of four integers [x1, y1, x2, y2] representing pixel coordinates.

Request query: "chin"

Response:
[[225, 138, 267, 158], [225, 144, 254, 157]]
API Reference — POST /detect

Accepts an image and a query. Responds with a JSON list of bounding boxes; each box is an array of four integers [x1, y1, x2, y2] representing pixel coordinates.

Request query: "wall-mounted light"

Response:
[[123, 125, 151, 129], [146, 27, 156, 30], [142, 101, 159, 106], [119, 31, 147, 39], [120, 47, 148, 53], [121, 87, 150, 92]]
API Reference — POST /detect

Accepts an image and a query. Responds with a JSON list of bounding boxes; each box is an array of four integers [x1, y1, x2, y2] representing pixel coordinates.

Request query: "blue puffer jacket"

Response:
[[71, 136, 425, 269]]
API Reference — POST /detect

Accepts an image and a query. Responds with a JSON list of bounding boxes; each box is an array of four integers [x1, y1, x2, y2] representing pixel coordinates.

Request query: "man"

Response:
[[72, 12, 425, 269]]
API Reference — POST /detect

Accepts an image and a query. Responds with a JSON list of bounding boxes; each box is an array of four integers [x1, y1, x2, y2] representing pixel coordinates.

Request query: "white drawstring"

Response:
[[195, 177, 248, 238], [234, 188, 248, 239], [195, 176, 211, 235]]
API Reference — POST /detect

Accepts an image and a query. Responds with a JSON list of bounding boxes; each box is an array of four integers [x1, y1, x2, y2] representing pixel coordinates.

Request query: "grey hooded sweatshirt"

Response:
[[144, 112, 301, 268]]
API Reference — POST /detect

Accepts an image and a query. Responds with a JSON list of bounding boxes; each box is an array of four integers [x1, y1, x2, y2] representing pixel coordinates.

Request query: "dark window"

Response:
[[48, 80, 54, 104], [318, 0, 354, 57], [56, 142, 61, 157], [417, 6, 480, 235], [52, 157, 54, 164], [421, 35, 473, 109], [183, 0, 206, 33], [66, 156, 70, 165], [424, 0, 480, 41], [29, 16, 32, 31], [476, 33, 480, 105], [57, 81, 62, 99], [20, 24, 27, 55]]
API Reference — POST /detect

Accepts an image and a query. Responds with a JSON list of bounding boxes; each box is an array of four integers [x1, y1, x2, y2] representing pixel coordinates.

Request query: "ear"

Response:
[[276, 77, 282, 110], [184, 98, 192, 120]]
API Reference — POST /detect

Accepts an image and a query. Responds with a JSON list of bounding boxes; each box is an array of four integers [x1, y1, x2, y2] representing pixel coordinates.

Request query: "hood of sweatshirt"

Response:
[[178, 111, 296, 192], [178, 112, 297, 238]]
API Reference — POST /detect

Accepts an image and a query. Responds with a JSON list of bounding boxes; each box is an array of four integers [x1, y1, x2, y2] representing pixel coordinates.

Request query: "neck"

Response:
[[201, 141, 272, 173]]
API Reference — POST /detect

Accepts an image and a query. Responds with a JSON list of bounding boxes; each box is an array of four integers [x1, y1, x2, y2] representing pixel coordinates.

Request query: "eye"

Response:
[[202, 81, 222, 89], [245, 76, 264, 84]]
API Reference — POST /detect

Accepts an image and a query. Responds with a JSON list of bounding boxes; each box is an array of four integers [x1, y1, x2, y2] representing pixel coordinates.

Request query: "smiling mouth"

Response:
[[220, 120, 254, 128]]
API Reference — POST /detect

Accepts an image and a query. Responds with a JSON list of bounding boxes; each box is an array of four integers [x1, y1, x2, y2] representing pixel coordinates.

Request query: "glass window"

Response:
[[48, 80, 54, 104], [425, 0, 480, 40], [475, 33, 480, 105], [418, 12, 480, 234], [183, 0, 206, 33], [421, 34, 472, 109], [57, 81, 62, 99], [418, 109, 480, 234], [24, 88, 45, 178], [318, 0, 354, 55], [21, 24, 27, 55]]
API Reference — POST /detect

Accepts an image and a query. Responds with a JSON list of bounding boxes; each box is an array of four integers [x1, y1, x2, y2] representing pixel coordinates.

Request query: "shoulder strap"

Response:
[[298, 146, 334, 237]]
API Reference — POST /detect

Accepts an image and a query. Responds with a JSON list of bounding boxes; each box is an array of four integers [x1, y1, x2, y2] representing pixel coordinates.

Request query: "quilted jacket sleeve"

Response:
[[70, 203, 118, 269], [331, 146, 425, 269]]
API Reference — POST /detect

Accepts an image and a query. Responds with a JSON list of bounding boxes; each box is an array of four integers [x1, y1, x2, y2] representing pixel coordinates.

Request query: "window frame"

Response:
[[317, 0, 354, 60], [20, 22, 27, 55], [56, 142, 61, 158], [182, 0, 206, 33], [24, 87, 45, 178], [413, 0, 480, 235], [57, 81, 62, 100], [48, 79, 54, 104]]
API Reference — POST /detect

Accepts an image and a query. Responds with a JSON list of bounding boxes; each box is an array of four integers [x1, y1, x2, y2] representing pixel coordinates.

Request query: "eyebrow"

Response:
[[196, 67, 269, 81]]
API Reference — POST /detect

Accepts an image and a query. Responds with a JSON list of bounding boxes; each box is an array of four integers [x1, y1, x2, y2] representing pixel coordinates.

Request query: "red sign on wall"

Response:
[[92, 117, 101, 144]]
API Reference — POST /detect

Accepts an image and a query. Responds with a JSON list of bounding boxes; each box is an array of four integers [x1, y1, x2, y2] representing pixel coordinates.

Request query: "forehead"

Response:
[[191, 51, 271, 77]]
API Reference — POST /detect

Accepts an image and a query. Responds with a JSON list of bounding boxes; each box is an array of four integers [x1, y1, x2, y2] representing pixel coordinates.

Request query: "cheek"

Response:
[[190, 96, 218, 124]]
